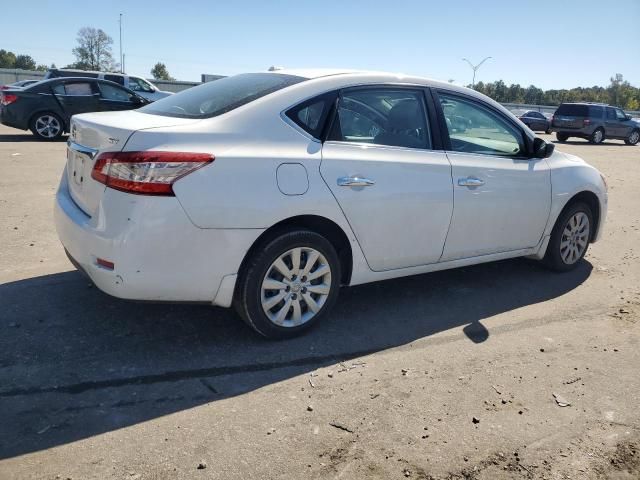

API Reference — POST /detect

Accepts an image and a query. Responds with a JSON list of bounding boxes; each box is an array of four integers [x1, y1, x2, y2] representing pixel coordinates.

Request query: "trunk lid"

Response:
[[65, 111, 200, 217]]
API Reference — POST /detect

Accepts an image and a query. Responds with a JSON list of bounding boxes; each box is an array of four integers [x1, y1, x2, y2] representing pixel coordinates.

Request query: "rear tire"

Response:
[[234, 229, 341, 339], [589, 128, 605, 144], [624, 129, 640, 145], [542, 202, 593, 272], [556, 133, 568, 142], [545, 125, 552, 134], [30, 112, 64, 141]]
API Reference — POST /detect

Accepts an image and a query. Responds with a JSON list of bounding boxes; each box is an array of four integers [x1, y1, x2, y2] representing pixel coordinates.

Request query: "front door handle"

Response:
[[458, 177, 485, 187], [337, 176, 376, 187]]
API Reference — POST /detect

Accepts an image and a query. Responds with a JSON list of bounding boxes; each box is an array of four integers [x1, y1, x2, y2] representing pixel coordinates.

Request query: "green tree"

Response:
[[150, 62, 174, 81], [0, 49, 17, 68], [71, 27, 117, 71], [14, 54, 37, 70]]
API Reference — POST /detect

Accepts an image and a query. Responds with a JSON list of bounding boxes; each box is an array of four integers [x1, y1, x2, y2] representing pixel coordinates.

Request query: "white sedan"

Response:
[[54, 69, 608, 338]]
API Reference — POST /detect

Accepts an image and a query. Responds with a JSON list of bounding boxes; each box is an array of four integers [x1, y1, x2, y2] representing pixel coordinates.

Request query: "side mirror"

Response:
[[533, 137, 555, 159], [625, 114, 632, 120], [130, 94, 142, 104]]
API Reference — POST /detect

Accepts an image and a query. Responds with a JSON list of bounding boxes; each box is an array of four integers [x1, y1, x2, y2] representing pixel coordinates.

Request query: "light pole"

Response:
[[119, 13, 123, 73], [462, 56, 492, 89]]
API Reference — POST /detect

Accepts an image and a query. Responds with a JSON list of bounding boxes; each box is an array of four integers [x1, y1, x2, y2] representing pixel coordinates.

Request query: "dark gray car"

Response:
[[551, 103, 640, 145]]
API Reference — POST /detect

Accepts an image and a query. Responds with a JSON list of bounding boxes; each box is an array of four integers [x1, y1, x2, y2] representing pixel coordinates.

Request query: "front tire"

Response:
[[234, 229, 341, 339], [543, 202, 593, 272], [589, 127, 605, 144], [625, 129, 640, 145], [30, 112, 64, 141], [556, 133, 568, 142]]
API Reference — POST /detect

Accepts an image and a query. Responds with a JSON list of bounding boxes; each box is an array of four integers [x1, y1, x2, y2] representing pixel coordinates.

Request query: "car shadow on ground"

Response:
[[0, 258, 592, 459], [0, 133, 66, 142], [551, 139, 631, 147]]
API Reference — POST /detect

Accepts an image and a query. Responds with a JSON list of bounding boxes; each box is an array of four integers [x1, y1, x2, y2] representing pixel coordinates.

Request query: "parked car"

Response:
[[0, 79, 41, 90], [0, 77, 149, 140], [44, 69, 173, 102], [54, 70, 608, 339], [551, 102, 640, 145], [518, 110, 551, 133]]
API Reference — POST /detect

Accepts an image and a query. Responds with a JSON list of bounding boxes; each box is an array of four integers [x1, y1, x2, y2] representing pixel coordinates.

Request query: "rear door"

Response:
[[53, 81, 100, 123], [435, 91, 551, 261], [320, 86, 454, 271]]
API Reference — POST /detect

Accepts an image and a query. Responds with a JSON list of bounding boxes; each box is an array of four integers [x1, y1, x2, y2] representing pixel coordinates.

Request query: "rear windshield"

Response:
[[555, 104, 603, 117], [139, 73, 306, 119]]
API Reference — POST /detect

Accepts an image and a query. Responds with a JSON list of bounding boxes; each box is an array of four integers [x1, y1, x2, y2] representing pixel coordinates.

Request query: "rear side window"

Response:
[[285, 94, 334, 139], [555, 104, 589, 116], [104, 74, 125, 85], [329, 88, 431, 149], [55, 82, 94, 96], [589, 106, 603, 118], [140, 73, 306, 119]]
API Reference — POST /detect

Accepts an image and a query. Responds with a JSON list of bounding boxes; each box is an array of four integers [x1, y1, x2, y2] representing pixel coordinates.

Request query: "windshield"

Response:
[[139, 73, 306, 119]]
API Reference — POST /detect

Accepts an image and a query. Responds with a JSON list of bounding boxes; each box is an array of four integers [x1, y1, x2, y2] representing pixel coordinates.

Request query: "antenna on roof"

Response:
[[268, 66, 284, 72]]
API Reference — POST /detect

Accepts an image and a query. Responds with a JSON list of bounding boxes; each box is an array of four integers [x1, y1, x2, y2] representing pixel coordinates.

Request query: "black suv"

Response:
[[551, 103, 640, 145]]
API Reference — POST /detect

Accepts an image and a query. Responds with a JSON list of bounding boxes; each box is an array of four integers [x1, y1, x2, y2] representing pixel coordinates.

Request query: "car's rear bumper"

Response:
[[0, 107, 27, 130], [54, 169, 262, 306]]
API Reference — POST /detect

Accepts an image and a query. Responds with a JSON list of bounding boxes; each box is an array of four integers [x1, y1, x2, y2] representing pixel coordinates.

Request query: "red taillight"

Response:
[[91, 151, 214, 196], [583, 119, 591, 126], [1, 94, 18, 105]]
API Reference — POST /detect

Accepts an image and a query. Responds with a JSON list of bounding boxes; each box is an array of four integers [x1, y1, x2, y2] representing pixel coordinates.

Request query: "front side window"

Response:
[[329, 89, 431, 149], [606, 108, 616, 120], [439, 93, 523, 157], [99, 82, 132, 102], [129, 77, 154, 92], [140, 73, 306, 119], [615, 109, 627, 120]]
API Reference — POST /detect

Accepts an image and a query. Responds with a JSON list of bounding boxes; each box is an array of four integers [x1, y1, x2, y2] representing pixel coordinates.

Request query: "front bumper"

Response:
[[54, 170, 262, 306]]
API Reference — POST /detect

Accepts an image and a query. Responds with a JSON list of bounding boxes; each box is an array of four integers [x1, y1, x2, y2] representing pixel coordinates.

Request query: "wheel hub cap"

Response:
[[560, 212, 590, 265], [260, 247, 332, 327]]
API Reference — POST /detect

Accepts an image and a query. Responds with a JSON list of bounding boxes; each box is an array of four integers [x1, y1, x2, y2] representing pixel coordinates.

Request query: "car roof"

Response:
[[51, 68, 125, 76]]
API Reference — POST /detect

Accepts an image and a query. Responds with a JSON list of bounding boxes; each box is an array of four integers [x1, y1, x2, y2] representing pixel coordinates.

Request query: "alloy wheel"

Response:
[[560, 212, 590, 265], [260, 247, 332, 327], [35, 115, 61, 138], [592, 129, 603, 144]]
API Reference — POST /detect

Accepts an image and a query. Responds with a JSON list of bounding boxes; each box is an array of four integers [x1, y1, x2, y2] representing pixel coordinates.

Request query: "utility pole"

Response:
[[119, 13, 123, 73], [462, 57, 492, 89]]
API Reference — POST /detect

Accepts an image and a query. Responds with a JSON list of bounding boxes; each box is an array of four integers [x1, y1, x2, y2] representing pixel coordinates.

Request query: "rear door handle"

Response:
[[458, 177, 485, 187], [337, 176, 376, 187]]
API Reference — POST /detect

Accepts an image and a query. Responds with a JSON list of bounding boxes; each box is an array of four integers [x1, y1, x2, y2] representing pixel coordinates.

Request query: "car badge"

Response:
[[108, 137, 120, 144]]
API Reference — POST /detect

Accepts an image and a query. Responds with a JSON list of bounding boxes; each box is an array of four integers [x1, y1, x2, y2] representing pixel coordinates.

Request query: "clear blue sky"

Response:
[[2, 0, 638, 89]]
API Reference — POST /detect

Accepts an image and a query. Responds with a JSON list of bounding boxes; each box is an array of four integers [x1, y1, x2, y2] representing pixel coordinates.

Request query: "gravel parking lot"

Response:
[[0, 124, 639, 479]]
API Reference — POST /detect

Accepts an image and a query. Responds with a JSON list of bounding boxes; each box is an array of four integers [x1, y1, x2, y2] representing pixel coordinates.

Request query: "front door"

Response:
[[320, 87, 453, 271], [97, 82, 140, 112], [436, 91, 551, 261]]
